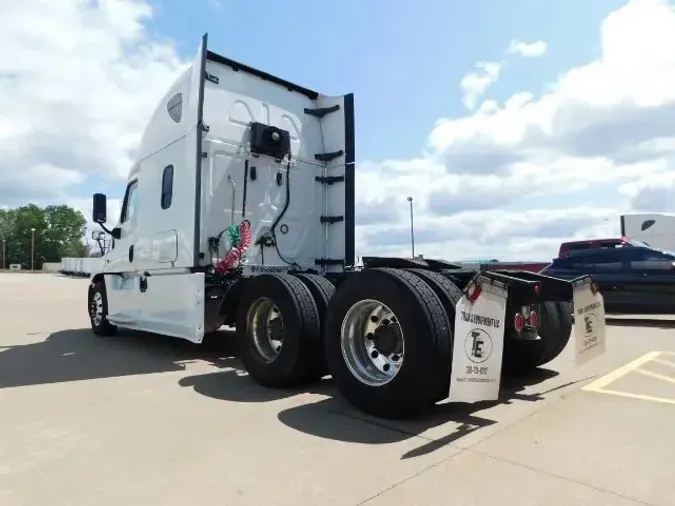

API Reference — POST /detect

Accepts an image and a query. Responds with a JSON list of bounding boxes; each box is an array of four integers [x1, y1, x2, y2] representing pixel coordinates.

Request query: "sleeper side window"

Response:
[[161, 165, 174, 209]]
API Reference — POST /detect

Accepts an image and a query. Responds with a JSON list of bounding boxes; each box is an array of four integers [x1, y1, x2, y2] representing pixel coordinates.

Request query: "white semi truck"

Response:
[[88, 34, 606, 419], [621, 213, 675, 252]]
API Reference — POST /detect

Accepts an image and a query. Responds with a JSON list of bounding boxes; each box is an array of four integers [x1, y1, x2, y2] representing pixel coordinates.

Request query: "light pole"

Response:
[[1, 238, 5, 271], [407, 196, 415, 258], [30, 228, 35, 271]]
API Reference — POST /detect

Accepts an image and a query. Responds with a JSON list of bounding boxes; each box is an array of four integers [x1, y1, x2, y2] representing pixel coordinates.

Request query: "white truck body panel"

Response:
[[104, 272, 205, 341], [91, 34, 354, 343], [621, 213, 675, 251], [199, 58, 349, 272]]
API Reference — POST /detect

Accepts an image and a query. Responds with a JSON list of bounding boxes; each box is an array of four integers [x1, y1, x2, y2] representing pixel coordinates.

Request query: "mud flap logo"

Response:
[[583, 314, 597, 337], [449, 280, 507, 403], [573, 279, 607, 366], [465, 328, 493, 363]]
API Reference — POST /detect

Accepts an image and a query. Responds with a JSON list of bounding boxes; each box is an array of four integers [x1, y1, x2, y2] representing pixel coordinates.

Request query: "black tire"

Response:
[[88, 280, 117, 336], [237, 273, 321, 388], [545, 301, 573, 363], [503, 301, 573, 374], [405, 269, 463, 401], [406, 269, 463, 320], [324, 268, 452, 419], [294, 273, 336, 378], [294, 274, 336, 327]]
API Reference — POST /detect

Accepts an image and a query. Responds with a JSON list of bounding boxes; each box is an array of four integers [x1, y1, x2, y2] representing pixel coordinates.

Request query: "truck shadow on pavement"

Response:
[[1, 327, 572, 459], [180, 358, 572, 459], [0, 328, 239, 389]]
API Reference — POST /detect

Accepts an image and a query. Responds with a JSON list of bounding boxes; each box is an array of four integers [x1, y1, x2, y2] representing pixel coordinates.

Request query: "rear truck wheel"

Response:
[[88, 280, 117, 336], [294, 273, 336, 378], [237, 273, 322, 388], [324, 268, 453, 419], [405, 268, 462, 401], [503, 301, 573, 374]]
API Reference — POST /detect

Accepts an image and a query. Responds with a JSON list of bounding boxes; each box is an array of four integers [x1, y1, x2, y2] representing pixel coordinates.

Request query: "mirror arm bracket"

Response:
[[97, 223, 113, 235]]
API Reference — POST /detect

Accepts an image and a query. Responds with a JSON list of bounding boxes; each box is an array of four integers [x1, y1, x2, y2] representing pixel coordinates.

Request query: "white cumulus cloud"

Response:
[[0, 0, 188, 211], [358, 0, 675, 261], [459, 61, 502, 110], [4, 0, 675, 263], [507, 39, 548, 58]]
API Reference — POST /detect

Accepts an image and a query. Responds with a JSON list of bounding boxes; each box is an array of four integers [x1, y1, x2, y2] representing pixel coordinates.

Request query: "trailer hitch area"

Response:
[[468, 270, 542, 304], [463, 271, 550, 342]]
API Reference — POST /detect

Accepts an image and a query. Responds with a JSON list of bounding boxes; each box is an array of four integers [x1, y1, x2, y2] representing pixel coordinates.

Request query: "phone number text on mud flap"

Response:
[[465, 365, 489, 375], [583, 333, 600, 350]]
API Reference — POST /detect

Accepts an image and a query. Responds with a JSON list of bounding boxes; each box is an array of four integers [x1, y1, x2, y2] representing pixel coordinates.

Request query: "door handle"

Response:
[[128, 245, 134, 263]]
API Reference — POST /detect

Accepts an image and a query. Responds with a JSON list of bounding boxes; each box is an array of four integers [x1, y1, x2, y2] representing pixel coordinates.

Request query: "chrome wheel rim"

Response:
[[91, 291, 103, 326], [247, 297, 284, 363], [340, 299, 405, 387]]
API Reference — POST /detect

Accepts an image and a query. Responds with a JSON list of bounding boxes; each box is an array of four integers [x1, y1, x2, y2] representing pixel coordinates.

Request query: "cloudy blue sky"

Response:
[[2, 0, 674, 261]]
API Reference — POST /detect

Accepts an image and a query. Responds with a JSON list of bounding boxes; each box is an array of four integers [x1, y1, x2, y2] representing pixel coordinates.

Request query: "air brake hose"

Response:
[[215, 220, 252, 273]]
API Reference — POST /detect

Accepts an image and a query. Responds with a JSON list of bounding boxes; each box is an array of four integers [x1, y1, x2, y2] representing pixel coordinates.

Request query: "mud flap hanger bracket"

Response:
[[469, 270, 574, 305]]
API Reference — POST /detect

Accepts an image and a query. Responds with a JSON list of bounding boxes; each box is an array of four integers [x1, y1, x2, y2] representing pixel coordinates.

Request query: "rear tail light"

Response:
[[514, 313, 525, 333], [529, 310, 538, 328]]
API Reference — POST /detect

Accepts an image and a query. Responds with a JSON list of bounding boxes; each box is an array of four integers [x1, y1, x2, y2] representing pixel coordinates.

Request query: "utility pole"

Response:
[[2, 238, 5, 271], [31, 228, 36, 271], [407, 196, 415, 258]]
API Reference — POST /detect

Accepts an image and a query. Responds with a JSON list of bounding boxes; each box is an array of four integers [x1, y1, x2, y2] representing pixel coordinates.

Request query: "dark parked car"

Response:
[[541, 246, 675, 313]]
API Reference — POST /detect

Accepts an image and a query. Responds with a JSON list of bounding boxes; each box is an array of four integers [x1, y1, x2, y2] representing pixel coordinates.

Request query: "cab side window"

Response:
[[161, 165, 174, 209], [121, 180, 139, 224]]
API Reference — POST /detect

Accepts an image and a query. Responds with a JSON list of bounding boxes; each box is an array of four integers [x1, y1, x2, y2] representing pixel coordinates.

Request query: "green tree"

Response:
[[0, 208, 16, 269], [43, 205, 88, 257], [0, 204, 87, 269]]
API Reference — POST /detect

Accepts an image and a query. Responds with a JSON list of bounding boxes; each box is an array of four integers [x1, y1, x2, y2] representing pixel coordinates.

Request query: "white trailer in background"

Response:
[[621, 213, 675, 252], [60, 257, 103, 277], [60, 258, 72, 275]]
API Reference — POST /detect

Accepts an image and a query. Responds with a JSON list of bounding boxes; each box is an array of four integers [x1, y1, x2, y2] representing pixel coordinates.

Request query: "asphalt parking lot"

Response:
[[1, 273, 675, 506]]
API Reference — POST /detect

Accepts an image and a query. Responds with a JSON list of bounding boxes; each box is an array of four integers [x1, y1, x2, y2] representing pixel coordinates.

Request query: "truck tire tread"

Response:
[[405, 268, 463, 402], [294, 273, 336, 378]]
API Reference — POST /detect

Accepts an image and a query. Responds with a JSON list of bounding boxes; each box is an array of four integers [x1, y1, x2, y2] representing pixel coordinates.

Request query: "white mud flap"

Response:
[[572, 277, 606, 366], [449, 277, 508, 403]]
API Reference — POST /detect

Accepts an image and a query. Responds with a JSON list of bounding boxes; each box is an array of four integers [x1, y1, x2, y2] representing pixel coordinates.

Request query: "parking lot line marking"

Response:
[[634, 368, 675, 384], [582, 351, 662, 392], [653, 357, 675, 368], [586, 388, 675, 405]]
